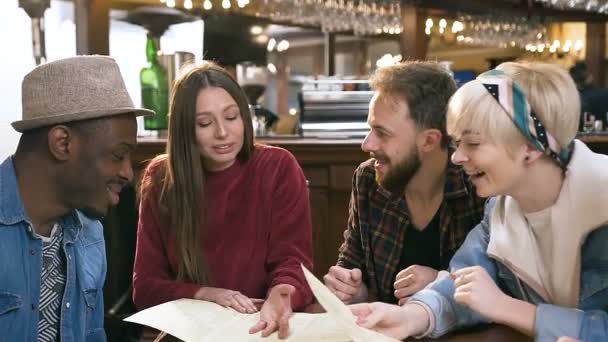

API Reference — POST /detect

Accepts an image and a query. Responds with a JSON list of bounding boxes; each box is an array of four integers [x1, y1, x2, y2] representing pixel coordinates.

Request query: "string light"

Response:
[[276, 39, 289, 52], [203, 0, 212, 10], [184, 0, 193, 9], [222, 0, 231, 9], [266, 38, 276, 52], [166, 0, 175, 7]]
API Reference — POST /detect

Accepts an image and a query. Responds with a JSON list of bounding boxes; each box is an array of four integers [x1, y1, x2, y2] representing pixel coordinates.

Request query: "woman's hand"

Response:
[[194, 287, 262, 314], [350, 302, 430, 340], [452, 266, 508, 321], [249, 284, 295, 339]]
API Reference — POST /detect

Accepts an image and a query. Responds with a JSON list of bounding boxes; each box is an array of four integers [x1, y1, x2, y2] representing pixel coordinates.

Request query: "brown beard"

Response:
[[375, 147, 421, 196]]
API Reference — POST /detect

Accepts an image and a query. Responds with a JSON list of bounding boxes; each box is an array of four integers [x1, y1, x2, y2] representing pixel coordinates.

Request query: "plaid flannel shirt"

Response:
[[337, 155, 486, 304]]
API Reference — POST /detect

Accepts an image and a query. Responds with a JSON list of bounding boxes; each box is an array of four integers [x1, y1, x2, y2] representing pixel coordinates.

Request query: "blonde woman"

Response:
[[349, 62, 608, 342]]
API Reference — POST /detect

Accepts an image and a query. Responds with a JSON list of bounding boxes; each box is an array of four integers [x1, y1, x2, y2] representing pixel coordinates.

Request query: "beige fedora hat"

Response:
[[12, 55, 155, 132]]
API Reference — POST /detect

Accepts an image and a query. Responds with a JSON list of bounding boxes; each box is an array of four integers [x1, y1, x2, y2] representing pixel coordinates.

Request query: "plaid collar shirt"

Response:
[[337, 153, 486, 304]]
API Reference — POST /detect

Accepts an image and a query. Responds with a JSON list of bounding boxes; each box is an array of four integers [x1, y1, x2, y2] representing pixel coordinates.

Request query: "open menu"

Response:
[[124, 266, 399, 342]]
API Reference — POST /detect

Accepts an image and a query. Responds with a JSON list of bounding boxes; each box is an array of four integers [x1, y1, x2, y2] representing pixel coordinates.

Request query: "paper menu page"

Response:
[[124, 299, 352, 341], [300, 265, 400, 342]]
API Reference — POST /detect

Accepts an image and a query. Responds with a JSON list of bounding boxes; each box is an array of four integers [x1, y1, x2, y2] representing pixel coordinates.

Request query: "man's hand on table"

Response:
[[323, 266, 368, 304], [394, 265, 438, 305]]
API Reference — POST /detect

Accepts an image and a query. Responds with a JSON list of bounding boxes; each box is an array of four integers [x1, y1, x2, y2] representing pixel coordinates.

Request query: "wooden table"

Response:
[[140, 323, 530, 341], [419, 324, 531, 341]]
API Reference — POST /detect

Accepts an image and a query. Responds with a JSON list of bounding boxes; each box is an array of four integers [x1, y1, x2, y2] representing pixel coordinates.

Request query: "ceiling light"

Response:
[[267, 38, 276, 52], [250, 26, 263, 35], [255, 34, 269, 44], [276, 40, 289, 52]]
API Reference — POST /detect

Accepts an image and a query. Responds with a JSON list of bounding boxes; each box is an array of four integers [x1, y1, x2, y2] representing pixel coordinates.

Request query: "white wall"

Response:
[[0, 1, 203, 158], [0, 0, 76, 159]]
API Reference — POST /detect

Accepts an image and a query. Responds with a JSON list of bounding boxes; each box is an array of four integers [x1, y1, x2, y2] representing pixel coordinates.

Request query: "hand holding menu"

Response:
[[124, 266, 399, 342]]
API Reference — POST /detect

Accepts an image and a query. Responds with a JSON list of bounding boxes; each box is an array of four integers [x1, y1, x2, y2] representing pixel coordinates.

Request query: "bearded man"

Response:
[[323, 61, 486, 305]]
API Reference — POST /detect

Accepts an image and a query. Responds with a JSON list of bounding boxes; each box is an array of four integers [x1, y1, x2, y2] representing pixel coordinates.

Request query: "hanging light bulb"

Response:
[[184, 0, 193, 9], [222, 0, 231, 9], [166, 0, 176, 7], [203, 0, 212, 10], [160, 0, 166, 3]]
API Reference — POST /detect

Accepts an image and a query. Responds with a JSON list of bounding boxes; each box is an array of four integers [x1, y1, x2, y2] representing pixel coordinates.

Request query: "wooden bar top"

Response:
[[136, 133, 608, 148], [134, 133, 608, 165]]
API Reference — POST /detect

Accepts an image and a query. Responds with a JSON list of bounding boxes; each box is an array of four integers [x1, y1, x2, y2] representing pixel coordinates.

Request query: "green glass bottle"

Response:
[[140, 34, 169, 130]]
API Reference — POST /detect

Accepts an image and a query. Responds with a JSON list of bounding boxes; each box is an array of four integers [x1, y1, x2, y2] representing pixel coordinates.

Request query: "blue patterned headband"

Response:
[[475, 69, 571, 169]]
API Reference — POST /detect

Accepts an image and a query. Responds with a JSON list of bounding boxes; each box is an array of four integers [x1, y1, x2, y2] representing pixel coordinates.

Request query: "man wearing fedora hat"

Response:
[[0, 55, 153, 341]]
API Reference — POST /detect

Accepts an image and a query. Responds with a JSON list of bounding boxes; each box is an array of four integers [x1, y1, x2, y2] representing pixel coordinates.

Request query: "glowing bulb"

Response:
[[184, 0, 193, 9], [267, 38, 276, 52], [451, 21, 463, 33], [439, 19, 447, 28], [166, 0, 175, 7], [222, 0, 231, 9], [267, 63, 277, 74], [250, 26, 263, 35], [203, 0, 212, 9], [276, 40, 289, 52], [255, 34, 268, 44]]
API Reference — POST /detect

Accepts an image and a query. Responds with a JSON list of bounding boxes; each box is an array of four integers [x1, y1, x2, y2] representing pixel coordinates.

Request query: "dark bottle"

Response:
[[140, 34, 168, 130]]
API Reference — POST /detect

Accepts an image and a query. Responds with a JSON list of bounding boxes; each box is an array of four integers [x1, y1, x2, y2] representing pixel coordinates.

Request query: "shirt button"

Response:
[[66, 302, 70, 309], [29, 250, 36, 255]]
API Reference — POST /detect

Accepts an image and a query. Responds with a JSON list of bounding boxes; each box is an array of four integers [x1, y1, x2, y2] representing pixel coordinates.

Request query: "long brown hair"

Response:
[[141, 62, 254, 285]]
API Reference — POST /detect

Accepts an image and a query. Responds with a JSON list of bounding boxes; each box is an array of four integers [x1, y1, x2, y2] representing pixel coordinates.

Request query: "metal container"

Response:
[[160, 51, 195, 96], [594, 119, 604, 133]]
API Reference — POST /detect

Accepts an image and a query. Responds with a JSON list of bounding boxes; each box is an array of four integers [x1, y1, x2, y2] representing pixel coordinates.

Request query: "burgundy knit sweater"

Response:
[[133, 144, 314, 311]]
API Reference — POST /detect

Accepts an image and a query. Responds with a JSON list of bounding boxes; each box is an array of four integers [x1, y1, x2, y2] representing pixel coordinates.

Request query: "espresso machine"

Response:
[[236, 62, 278, 134]]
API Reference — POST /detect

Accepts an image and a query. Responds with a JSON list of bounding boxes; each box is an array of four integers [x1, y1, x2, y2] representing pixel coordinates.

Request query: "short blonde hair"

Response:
[[447, 61, 580, 151]]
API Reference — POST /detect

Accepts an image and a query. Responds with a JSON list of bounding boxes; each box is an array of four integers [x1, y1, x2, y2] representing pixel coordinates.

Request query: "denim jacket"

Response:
[[0, 157, 107, 341], [411, 198, 608, 342]]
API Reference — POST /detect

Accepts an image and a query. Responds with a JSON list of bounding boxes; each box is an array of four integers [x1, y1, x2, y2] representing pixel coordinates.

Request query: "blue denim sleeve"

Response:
[[85, 290, 107, 342], [87, 224, 107, 342], [410, 198, 498, 338], [535, 304, 607, 342]]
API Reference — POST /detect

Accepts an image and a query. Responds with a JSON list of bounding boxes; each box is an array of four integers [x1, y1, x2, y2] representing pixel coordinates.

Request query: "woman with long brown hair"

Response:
[[132, 62, 313, 338]]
